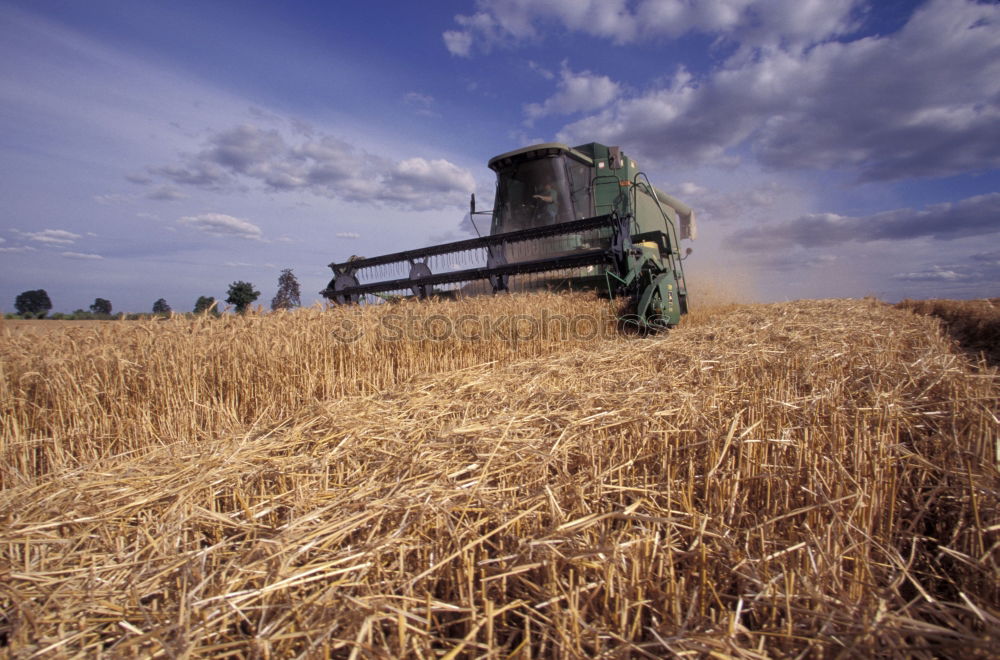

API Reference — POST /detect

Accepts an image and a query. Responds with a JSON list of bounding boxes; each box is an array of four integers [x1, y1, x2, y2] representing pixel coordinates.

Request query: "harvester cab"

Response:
[[322, 142, 696, 330]]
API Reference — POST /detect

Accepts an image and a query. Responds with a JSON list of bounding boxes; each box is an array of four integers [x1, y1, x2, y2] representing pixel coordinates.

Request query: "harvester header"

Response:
[[322, 142, 697, 330]]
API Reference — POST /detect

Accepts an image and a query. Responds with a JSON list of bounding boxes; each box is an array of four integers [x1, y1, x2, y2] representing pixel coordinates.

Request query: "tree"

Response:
[[226, 281, 260, 314], [15, 289, 52, 318], [152, 298, 171, 315], [193, 296, 218, 315], [271, 268, 301, 311], [90, 298, 112, 316]]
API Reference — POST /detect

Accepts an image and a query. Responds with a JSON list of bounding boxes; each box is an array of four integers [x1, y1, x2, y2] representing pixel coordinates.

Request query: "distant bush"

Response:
[[91, 298, 112, 316], [14, 289, 52, 318], [194, 296, 220, 316], [227, 281, 260, 314], [45, 310, 118, 321], [152, 298, 172, 315]]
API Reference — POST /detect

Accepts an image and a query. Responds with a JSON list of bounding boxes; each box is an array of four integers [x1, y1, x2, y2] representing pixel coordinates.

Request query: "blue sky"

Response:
[[1, 0, 998, 313]]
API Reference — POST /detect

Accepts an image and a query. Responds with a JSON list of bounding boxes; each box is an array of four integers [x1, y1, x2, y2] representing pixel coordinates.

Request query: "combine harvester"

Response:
[[322, 142, 697, 330]]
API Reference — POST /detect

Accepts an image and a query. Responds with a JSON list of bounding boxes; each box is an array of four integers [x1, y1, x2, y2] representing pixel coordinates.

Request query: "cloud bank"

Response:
[[147, 125, 476, 211], [445, 0, 861, 54], [20, 229, 82, 245], [554, 0, 1000, 180], [726, 193, 1000, 251], [474, 0, 1000, 184]]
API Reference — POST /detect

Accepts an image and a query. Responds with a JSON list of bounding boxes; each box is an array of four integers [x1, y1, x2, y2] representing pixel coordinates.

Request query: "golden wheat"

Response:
[[0, 293, 617, 486], [0, 296, 997, 657]]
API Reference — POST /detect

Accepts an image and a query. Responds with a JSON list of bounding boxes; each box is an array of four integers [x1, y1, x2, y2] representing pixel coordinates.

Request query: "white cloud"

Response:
[[443, 29, 473, 57], [61, 251, 104, 260], [152, 124, 476, 210], [556, 66, 734, 166], [524, 62, 621, 121], [676, 182, 706, 196], [94, 193, 131, 205], [178, 213, 263, 240], [125, 172, 153, 185], [0, 236, 4, 244], [556, 0, 1000, 180], [336, 232, 361, 239], [146, 185, 186, 201], [384, 157, 477, 205], [528, 61, 555, 80], [21, 229, 81, 245], [444, 0, 637, 51], [444, 0, 861, 55], [0, 245, 36, 253], [891, 266, 965, 282], [878, 250, 1000, 288], [153, 161, 231, 188], [727, 193, 1000, 251]]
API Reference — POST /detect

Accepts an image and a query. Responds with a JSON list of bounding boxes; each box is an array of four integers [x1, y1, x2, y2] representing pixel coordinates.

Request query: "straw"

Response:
[[1, 296, 997, 657]]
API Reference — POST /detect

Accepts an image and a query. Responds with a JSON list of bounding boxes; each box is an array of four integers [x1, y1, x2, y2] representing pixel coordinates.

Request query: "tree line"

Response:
[[7, 269, 302, 319]]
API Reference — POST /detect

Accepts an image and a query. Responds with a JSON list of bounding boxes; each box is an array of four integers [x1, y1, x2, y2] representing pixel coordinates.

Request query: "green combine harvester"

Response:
[[321, 142, 697, 330]]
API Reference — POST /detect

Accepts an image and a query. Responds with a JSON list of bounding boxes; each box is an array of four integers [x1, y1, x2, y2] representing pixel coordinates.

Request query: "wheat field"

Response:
[[1, 294, 997, 657]]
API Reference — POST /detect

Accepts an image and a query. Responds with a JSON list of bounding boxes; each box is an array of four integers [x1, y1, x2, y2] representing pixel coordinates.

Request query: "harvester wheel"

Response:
[[326, 273, 360, 304]]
